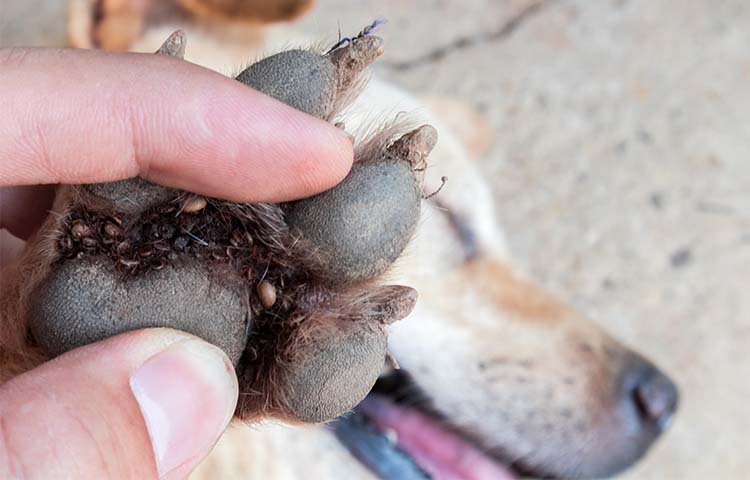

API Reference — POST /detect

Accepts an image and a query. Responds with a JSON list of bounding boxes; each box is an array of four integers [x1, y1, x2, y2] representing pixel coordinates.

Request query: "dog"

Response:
[[0, 2, 679, 478]]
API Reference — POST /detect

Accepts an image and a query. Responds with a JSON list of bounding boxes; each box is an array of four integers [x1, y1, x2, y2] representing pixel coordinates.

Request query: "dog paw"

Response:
[[19, 28, 437, 423]]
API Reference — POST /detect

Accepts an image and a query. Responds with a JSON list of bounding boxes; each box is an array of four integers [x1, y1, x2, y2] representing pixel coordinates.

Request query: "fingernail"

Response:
[[130, 339, 238, 478]]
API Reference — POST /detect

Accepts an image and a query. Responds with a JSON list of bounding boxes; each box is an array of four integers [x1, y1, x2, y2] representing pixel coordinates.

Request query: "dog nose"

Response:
[[620, 356, 679, 433], [633, 366, 678, 431]]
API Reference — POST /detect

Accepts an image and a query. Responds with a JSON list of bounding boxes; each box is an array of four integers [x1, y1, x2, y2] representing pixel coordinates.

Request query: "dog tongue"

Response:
[[358, 395, 517, 480]]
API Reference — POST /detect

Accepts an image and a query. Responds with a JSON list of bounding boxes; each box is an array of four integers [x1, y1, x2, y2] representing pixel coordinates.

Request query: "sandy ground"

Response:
[[2, 0, 748, 478]]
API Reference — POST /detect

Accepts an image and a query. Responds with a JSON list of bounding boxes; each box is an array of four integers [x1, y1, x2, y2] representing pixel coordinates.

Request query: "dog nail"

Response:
[[386, 351, 401, 370], [156, 30, 187, 58]]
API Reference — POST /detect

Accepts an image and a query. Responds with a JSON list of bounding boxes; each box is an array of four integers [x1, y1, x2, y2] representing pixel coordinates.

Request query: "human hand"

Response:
[[0, 46, 353, 479]]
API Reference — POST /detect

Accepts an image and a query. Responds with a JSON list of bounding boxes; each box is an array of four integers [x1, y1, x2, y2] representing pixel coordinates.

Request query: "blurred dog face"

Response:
[[377, 249, 677, 478]]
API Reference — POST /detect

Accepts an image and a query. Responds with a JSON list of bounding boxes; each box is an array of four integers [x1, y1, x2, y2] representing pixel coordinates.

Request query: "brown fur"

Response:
[[460, 259, 573, 322]]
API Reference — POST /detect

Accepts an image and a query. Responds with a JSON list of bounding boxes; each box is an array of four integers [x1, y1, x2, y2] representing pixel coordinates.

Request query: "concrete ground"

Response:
[[2, 0, 748, 478]]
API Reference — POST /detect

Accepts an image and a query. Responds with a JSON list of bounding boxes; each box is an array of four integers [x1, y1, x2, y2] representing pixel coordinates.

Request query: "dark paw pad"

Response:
[[29, 256, 248, 364]]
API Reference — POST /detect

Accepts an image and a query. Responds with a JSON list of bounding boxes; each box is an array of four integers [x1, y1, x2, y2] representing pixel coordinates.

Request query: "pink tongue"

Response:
[[359, 395, 517, 480]]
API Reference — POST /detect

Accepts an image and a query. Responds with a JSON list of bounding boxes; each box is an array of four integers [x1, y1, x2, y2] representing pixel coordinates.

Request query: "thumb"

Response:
[[0, 329, 238, 480]]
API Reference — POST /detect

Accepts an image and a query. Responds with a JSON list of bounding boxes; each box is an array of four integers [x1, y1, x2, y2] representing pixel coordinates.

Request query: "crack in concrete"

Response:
[[383, 0, 556, 72]]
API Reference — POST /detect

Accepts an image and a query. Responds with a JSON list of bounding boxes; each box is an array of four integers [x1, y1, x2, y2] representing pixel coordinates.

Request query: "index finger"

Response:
[[0, 47, 353, 202]]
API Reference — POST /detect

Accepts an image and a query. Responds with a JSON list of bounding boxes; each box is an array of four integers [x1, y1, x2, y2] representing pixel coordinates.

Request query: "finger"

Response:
[[0, 47, 353, 202], [0, 185, 57, 239], [0, 329, 238, 480]]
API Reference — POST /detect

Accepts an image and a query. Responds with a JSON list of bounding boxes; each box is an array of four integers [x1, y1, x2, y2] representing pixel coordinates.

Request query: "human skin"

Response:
[[0, 46, 352, 479]]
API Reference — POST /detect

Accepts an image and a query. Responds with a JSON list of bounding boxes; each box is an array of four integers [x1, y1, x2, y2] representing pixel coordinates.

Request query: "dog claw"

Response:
[[386, 350, 401, 370], [388, 124, 438, 171], [156, 30, 187, 58], [328, 35, 384, 91], [369, 285, 418, 325]]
